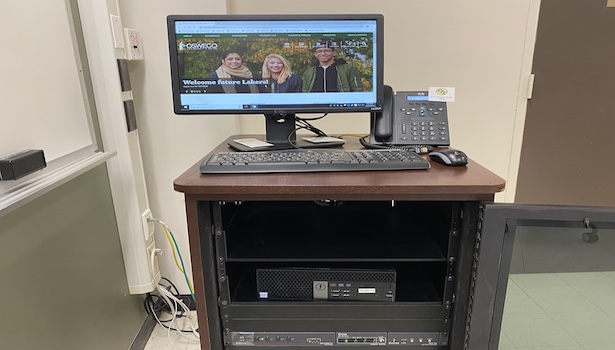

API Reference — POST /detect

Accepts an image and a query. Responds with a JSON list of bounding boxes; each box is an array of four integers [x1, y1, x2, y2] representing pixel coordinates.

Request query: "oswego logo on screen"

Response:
[[178, 42, 218, 51]]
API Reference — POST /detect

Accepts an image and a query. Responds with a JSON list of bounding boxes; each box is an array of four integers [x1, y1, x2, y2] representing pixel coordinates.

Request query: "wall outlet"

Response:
[[146, 241, 161, 288], [141, 208, 154, 241], [124, 28, 143, 60]]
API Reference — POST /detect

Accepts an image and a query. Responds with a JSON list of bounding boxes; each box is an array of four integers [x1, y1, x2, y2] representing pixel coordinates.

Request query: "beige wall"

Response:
[[229, 0, 541, 203]]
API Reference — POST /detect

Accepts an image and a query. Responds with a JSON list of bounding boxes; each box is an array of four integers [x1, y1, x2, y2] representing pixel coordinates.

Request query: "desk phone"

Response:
[[370, 86, 451, 147]]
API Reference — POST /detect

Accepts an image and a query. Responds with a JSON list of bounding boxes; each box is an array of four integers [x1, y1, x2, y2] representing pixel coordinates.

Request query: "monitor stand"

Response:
[[227, 114, 346, 152]]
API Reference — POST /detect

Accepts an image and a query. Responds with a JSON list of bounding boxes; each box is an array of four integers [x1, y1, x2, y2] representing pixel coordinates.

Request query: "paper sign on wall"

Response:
[[429, 87, 455, 102]]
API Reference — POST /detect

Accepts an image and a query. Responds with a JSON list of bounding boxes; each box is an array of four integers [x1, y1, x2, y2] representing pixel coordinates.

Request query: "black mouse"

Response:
[[429, 149, 468, 166]]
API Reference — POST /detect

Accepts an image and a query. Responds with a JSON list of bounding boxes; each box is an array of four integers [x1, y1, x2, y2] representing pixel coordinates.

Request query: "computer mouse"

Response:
[[429, 149, 468, 166]]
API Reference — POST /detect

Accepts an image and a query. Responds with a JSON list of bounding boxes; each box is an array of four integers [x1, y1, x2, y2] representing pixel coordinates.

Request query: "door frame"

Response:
[[505, 0, 542, 203]]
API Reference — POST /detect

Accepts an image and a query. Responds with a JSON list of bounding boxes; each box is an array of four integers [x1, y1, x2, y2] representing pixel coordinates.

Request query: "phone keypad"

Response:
[[401, 121, 448, 143]]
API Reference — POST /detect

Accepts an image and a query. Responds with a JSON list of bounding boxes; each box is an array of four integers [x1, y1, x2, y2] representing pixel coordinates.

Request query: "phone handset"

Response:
[[369, 87, 450, 147], [371, 85, 394, 142]]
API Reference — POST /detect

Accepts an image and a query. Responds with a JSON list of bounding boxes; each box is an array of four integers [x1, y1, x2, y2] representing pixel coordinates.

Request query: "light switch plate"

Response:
[[110, 15, 125, 49]]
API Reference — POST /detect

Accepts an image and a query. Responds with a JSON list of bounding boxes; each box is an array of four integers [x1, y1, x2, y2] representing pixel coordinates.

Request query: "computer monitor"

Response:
[[167, 14, 384, 150]]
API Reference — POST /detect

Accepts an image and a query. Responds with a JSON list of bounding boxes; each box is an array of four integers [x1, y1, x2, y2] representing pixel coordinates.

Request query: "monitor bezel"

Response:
[[166, 14, 385, 116]]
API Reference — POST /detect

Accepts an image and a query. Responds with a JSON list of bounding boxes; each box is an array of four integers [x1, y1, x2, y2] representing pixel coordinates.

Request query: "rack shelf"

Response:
[[223, 201, 454, 260]]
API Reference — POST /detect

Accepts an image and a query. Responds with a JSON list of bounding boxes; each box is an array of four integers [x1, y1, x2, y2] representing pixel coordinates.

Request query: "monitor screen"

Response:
[[166, 14, 384, 117]]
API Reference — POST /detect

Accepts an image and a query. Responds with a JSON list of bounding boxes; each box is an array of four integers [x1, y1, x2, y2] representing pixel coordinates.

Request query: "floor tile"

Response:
[[603, 271, 615, 281], [515, 346, 582, 350], [503, 282, 545, 315], [582, 345, 615, 350], [521, 285, 601, 313], [501, 313, 578, 348], [497, 331, 516, 348], [509, 273, 568, 288], [556, 272, 615, 291], [556, 272, 615, 311], [604, 309, 615, 321], [549, 312, 615, 346]]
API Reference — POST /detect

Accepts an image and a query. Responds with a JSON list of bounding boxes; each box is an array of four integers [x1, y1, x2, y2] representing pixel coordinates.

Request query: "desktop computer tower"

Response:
[[256, 268, 396, 302], [205, 200, 477, 349]]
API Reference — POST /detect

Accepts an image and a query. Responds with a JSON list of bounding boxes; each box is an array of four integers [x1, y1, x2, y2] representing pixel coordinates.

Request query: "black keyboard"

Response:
[[200, 148, 430, 174]]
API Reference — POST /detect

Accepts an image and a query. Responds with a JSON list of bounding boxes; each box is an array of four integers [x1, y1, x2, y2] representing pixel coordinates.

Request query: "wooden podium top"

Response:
[[174, 136, 505, 202]]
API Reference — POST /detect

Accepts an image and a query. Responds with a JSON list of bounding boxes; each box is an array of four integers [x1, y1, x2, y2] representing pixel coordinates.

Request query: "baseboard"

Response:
[[129, 316, 157, 350]]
